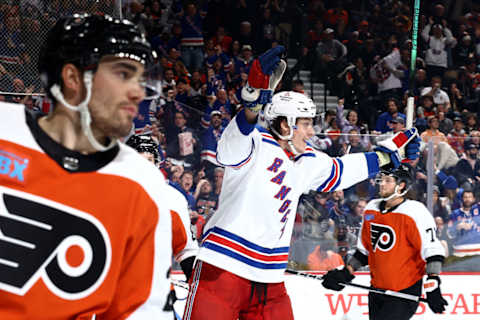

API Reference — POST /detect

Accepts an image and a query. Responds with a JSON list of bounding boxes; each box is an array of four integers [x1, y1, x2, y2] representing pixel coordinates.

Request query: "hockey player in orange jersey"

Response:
[[0, 14, 174, 320], [322, 164, 448, 319]]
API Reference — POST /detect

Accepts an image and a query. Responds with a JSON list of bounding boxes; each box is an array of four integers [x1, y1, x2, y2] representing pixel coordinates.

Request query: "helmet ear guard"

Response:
[[264, 91, 316, 140]]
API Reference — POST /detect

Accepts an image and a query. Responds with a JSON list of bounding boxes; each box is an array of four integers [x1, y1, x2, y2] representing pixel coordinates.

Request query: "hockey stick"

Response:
[[405, 0, 421, 129], [285, 269, 427, 303]]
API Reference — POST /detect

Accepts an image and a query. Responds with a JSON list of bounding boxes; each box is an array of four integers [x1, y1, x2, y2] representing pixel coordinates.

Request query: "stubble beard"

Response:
[[90, 111, 133, 140]]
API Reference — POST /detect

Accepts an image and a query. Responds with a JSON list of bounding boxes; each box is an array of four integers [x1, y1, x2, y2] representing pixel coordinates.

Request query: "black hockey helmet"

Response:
[[126, 135, 159, 164], [378, 163, 414, 193], [38, 13, 156, 91]]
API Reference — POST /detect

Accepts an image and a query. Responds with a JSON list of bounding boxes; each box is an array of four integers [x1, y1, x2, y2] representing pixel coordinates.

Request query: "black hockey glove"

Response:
[[162, 288, 177, 311], [322, 267, 355, 291], [424, 275, 448, 313]]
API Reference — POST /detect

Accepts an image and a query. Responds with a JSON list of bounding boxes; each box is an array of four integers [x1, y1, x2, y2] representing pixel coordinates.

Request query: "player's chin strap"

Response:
[[382, 184, 410, 201], [270, 122, 302, 156], [50, 71, 117, 152]]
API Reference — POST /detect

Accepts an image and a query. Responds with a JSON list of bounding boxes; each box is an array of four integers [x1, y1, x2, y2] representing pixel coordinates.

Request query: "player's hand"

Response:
[[321, 267, 355, 291], [374, 128, 420, 168], [162, 287, 177, 311], [241, 46, 287, 113], [424, 275, 448, 313]]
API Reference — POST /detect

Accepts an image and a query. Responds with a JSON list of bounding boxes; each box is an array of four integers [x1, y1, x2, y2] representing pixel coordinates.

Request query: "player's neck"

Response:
[[384, 196, 404, 211], [38, 106, 104, 154]]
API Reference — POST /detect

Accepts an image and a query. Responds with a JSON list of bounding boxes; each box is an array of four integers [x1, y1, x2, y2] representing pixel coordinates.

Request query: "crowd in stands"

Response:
[[2, 0, 480, 271]]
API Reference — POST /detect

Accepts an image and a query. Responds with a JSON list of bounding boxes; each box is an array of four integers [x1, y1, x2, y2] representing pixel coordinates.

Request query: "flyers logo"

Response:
[[370, 223, 396, 252], [0, 187, 111, 300]]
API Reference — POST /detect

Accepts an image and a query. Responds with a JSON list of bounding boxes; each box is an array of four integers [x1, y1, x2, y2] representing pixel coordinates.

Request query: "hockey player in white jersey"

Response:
[[183, 46, 421, 320], [322, 164, 448, 319]]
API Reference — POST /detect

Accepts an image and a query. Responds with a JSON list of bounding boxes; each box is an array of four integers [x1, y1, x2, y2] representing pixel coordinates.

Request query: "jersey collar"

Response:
[[26, 109, 120, 173]]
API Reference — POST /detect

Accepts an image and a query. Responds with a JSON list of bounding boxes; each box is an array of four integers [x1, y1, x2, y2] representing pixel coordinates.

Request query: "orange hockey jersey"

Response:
[[357, 198, 445, 291], [0, 103, 173, 320]]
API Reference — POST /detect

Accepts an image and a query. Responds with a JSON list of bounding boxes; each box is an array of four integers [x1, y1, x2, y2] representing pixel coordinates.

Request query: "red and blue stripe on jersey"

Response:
[[201, 227, 289, 269], [317, 157, 344, 192]]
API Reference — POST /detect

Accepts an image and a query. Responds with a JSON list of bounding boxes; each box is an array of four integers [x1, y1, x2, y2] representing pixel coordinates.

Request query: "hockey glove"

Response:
[[162, 287, 177, 311], [241, 46, 287, 113], [374, 128, 420, 168], [424, 275, 448, 313], [322, 267, 355, 291]]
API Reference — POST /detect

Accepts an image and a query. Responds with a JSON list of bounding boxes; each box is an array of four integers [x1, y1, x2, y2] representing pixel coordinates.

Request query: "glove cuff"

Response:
[[424, 275, 441, 293], [375, 151, 392, 167], [241, 84, 260, 102]]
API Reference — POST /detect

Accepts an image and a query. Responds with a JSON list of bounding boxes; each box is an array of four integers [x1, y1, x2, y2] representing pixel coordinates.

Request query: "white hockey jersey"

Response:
[[357, 199, 445, 291], [196, 110, 380, 283]]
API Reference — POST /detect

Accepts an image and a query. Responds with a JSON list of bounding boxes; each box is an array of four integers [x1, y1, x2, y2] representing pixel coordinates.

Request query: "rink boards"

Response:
[[172, 272, 480, 319]]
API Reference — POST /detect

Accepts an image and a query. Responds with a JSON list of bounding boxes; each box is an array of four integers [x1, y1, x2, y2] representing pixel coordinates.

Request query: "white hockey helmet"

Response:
[[264, 91, 317, 140]]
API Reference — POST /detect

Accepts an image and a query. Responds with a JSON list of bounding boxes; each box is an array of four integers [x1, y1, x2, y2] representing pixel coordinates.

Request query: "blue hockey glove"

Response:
[[322, 267, 355, 291], [374, 128, 420, 168], [241, 46, 287, 112], [424, 275, 448, 313]]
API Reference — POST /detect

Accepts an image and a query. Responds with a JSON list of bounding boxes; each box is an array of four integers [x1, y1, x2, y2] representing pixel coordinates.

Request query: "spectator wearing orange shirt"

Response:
[[420, 115, 448, 145], [307, 239, 344, 271]]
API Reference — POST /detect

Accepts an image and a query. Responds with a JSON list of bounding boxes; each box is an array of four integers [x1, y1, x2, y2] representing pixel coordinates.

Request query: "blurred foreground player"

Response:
[[322, 165, 448, 319], [183, 46, 421, 319], [0, 14, 173, 319], [126, 134, 198, 279]]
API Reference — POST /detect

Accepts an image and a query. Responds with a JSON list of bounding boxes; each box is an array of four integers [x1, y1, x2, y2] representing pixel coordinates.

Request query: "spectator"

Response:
[[302, 192, 332, 239], [453, 141, 480, 188], [160, 68, 176, 90], [448, 116, 468, 156], [165, 111, 200, 168], [313, 28, 347, 84], [416, 94, 436, 121], [306, 19, 324, 50], [307, 239, 344, 271], [375, 97, 405, 133], [334, 222, 357, 251], [345, 198, 367, 237], [233, 44, 254, 76], [291, 79, 306, 95], [448, 82, 465, 114], [200, 110, 225, 172], [237, 20, 255, 50], [453, 33, 476, 68], [414, 68, 429, 95], [464, 113, 479, 134], [432, 141, 460, 174], [388, 116, 406, 134], [327, 190, 351, 226], [172, 170, 196, 210], [421, 18, 456, 80], [437, 111, 453, 135], [255, 7, 278, 53], [212, 167, 224, 199], [421, 76, 451, 112], [432, 186, 450, 224], [179, 3, 206, 71], [211, 26, 232, 53], [420, 115, 448, 146], [448, 190, 480, 258], [369, 46, 407, 104], [194, 178, 218, 218], [201, 88, 232, 129], [336, 99, 370, 148]]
